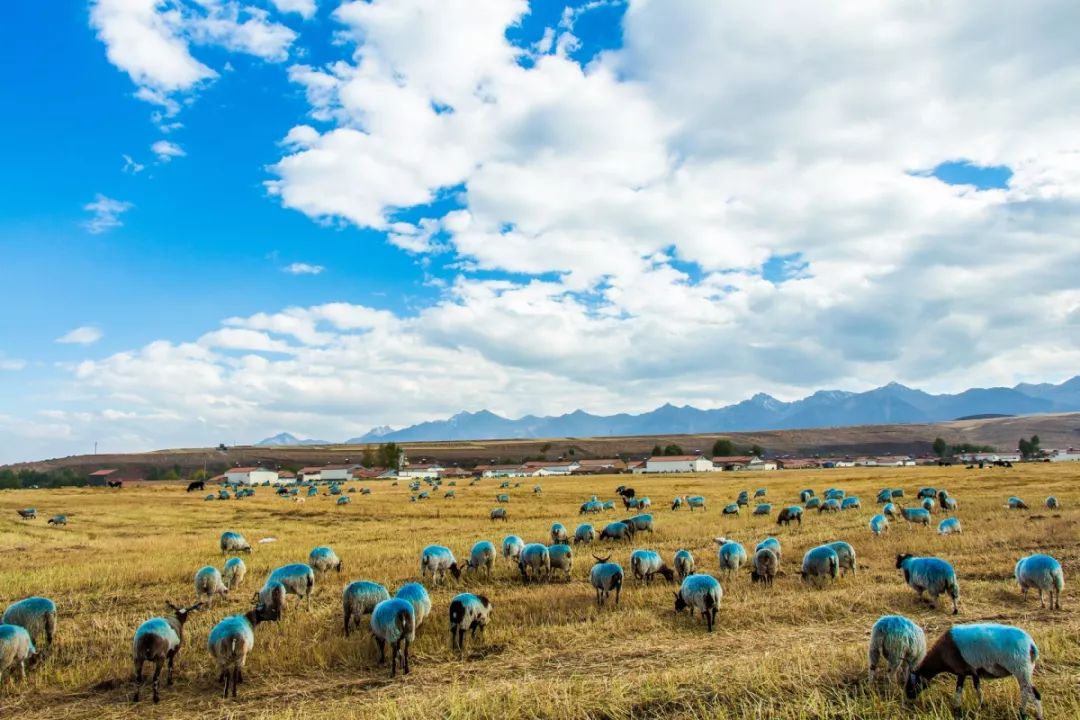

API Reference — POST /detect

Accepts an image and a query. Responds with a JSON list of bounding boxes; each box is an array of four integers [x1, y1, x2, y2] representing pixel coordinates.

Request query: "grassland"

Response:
[[0, 464, 1078, 719]]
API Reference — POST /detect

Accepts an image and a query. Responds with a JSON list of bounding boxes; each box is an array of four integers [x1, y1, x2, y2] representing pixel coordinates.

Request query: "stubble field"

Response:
[[0, 464, 1078, 719]]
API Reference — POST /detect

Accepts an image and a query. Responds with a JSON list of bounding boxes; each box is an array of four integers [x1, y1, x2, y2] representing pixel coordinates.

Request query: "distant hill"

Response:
[[334, 376, 1079, 443], [255, 432, 330, 447]]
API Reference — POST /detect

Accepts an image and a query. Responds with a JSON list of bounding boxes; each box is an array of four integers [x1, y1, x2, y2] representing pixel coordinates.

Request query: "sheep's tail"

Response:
[[1030, 640, 1039, 664], [1052, 568, 1064, 593], [230, 637, 239, 657], [948, 577, 960, 600]]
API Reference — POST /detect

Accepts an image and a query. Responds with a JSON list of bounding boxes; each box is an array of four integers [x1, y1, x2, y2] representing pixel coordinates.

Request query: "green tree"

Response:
[[932, 437, 948, 457], [189, 468, 209, 482], [378, 442, 402, 469], [651, 445, 663, 456], [712, 438, 736, 457], [361, 446, 377, 468], [662, 443, 683, 456], [749, 444, 765, 458]]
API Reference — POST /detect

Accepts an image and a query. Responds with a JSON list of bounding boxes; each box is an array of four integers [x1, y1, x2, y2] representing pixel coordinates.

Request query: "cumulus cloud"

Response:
[[269, 0, 317, 19], [57, 326, 104, 345], [283, 262, 325, 275], [151, 139, 186, 161], [89, 0, 297, 112], [82, 194, 133, 234]]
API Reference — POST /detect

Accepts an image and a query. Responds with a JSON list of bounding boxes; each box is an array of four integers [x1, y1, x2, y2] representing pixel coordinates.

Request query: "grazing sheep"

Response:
[[207, 604, 276, 698], [0, 624, 37, 684], [825, 488, 845, 500], [736, 490, 750, 507], [623, 496, 642, 510], [869, 514, 889, 536], [1008, 496, 1029, 510], [826, 541, 857, 576], [219, 531, 252, 556], [754, 488, 767, 498], [1015, 554, 1064, 610], [920, 497, 935, 513], [905, 623, 1042, 719], [519, 543, 551, 583], [751, 548, 779, 586], [937, 518, 962, 535], [336, 496, 351, 506], [867, 614, 926, 685], [841, 497, 861, 510], [900, 507, 931, 526], [490, 507, 508, 521], [638, 496, 652, 510], [882, 502, 899, 519], [1, 597, 57, 649], [258, 564, 316, 616], [673, 549, 695, 580], [876, 489, 893, 504], [47, 515, 67, 526], [623, 514, 654, 534], [800, 489, 815, 503], [674, 574, 722, 631], [394, 583, 432, 628], [369, 599, 415, 678], [496, 493, 510, 503], [222, 558, 247, 591], [501, 535, 525, 563], [342, 581, 390, 636], [131, 602, 202, 703], [448, 593, 492, 653], [16, 508, 36, 521], [420, 546, 461, 584], [801, 545, 840, 585], [671, 496, 683, 510], [713, 538, 748, 576], [600, 521, 634, 542], [804, 497, 821, 510], [533, 485, 542, 494], [194, 567, 229, 608], [548, 544, 574, 581], [722, 503, 740, 515], [819, 498, 841, 513], [896, 554, 960, 614], [777, 506, 803, 526], [917, 487, 937, 500], [550, 522, 569, 545], [687, 495, 706, 511], [891, 489, 905, 498], [1045, 496, 1059, 510], [580, 500, 603, 514], [630, 549, 675, 584], [602, 500, 616, 511], [754, 537, 782, 562], [444, 490, 456, 499], [573, 524, 596, 545], [937, 490, 955, 511], [589, 555, 624, 606], [204, 495, 215, 501], [466, 541, 496, 577], [753, 503, 772, 516], [308, 546, 343, 576]]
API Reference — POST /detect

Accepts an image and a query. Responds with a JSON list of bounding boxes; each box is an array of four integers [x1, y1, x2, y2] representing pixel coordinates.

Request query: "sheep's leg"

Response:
[[402, 640, 410, 675], [132, 660, 144, 702], [376, 637, 386, 664], [222, 669, 231, 699], [344, 607, 352, 637], [953, 674, 966, 710], [614, 585, 621, 605], [151, 659, 163, 703], [390, 640, 399, 677], [167, 649, 177, 685], [971, 674, 982, 706], [231, 668, 239, 698]]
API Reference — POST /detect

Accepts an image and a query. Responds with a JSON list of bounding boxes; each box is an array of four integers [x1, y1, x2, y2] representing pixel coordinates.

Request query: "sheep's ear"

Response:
[[166, 601, 179, 612]]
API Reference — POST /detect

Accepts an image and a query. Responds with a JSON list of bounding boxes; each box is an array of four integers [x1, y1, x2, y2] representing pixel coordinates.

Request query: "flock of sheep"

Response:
[[1, 478, 1067, 718]]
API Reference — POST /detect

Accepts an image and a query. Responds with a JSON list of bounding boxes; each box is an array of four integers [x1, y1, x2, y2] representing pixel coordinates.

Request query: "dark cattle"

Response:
[[186, 480, 206, 493], [615, 486, 636, 499], [107, 480, 124, 488]]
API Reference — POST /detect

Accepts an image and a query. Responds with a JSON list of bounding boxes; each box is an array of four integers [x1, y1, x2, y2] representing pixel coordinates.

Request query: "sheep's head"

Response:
[[449, 563, 462, 580], [895, 553, 914, 569], [673, 592, 687, 613], [904, 671, 928, 699], [658, 566, 676, 583]]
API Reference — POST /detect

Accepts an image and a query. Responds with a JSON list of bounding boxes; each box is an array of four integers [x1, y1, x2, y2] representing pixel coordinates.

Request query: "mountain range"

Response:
[[255, 376, 1080, 446]]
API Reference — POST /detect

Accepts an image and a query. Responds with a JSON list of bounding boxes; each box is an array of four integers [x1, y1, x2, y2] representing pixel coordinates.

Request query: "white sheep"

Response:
[[868, 614, 926, 685], [194, 566, 229, 608]]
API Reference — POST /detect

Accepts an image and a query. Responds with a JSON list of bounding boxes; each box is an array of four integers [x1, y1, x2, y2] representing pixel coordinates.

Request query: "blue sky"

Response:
[[1, 1, 1078, 463]]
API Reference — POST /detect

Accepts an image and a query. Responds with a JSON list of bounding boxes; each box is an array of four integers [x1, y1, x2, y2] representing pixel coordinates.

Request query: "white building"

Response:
[[956, 452, 1021, 463], [743, 457, 777, 471], [320, 465, 357, 482], [297, 467, 323, 482], [1047, 449, 1080, 462], [523, 461, 580, 476], [398, 463, 445, 479], [224, 467, 281, 486], [638, 455, 717, 474]]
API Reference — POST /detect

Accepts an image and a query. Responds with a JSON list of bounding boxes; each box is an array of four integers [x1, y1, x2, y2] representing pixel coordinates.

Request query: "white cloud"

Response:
[[269, 0, 317, 20], [283, 262, 325, 275], [82, 194, 133, 234], [90, 0, 297, 112], [57, 326, 104, 345], [0, 357, 25, 371], [122, 154, 145, 173], [151, 139, 186, 161]]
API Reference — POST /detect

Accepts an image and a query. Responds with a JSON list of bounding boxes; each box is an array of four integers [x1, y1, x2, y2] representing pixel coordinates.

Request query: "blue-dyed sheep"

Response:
[[130, 602, 202, 703], [900, 507, 931, 526], [550, 522, 569, 545], [1045, 496, 1059, 509], [1008, 496, 1029, 510], [799, 489, 815, 503], [917, 487, 937, 500], [573, 524, 596, 545], [2, 597, 56, 649], [753, 503, 772, 516], [754, 537, 782, 562], [342, 581, 390, 636], [896, 554, 960, 614], [518, 543, 550, 583], [673, 549, 695, 580], [502, 535, 524, 563], [580, 500, 603, 514], [600, 521, 634, 541], [623, 514, 654, 534], [630, 549, 674, 583], [208, 605, 275, 698], [801, 545, 840, 585], [448, 593, 492, 653], [219, 531, 251, 555], [825, 488, 846, 501], [222, 557, 247, 591], [754, 488, 767, 498], [687, 495, 706, 511], [937, 518, 962, 535], [548, 544, 574, 581], [819, 498, 841, 513], [496, 493, 509, 503], [876, 489, 893, 504], [777, 506, 803, 526], [869, 514, 889, 536], [736, 490, 750, 507], [722, 503, 740, 515], [826, 541, 857, 576], [882, 502, 898, 519], [842, 497, 861, 510], [805, 497, 821, 510], [466, 540, 496, 577], [920, 497, 935, 513], [674, 574, 722, 631], [394, 582, 432, 628], [714, 538, 748, 575], [420, 545, 461, 584], [309, 546, 343, 575], [194, 567, 229, 608], [906, 624, 1042, 719], [370, 599, 415, 678], [258, 563, 316, 616], [47, 515, 67, 526], [589, 555, 623, 606], [490, 507, 508, 521], [868, 614, 926, 685], [891, 489, 905, 498], [1015, 554, 1064, 610], [0, 624, 36, 684], [751, 548, 778, 586]]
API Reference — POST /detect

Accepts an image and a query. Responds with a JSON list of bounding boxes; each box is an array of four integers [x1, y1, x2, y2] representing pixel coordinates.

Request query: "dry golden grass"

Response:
[[0, 464, 1078, 719]]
